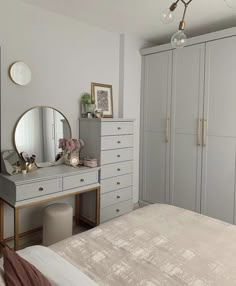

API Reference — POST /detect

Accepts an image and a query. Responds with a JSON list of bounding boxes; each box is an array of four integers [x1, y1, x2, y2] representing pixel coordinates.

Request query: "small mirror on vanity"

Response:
[[14, 106, 71, 164]]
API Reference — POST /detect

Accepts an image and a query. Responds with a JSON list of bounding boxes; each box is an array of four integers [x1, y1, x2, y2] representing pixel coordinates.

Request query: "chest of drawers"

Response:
[[80, 118, 134, 223]]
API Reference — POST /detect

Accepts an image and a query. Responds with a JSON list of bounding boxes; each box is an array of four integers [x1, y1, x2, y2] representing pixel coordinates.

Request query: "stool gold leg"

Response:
[[14, 208, 19, 251]]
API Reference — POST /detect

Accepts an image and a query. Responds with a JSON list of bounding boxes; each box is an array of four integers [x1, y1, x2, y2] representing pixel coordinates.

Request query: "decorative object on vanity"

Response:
[[91, 82, 113, 118], [9, 62, 32, 86], [83, 158, 98, 168], [1, 150, 22, 175], [58, 138, 84, 167], [80, 92, 96, 118], [14, 106, 71, 165], [94, 109, 103, 119], [79, 118, 134, 223], [161, 0, 193, 48]]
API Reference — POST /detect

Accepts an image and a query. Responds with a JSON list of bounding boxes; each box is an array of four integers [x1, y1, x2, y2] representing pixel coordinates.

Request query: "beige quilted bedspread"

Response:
[[50, 204, 236, 286]]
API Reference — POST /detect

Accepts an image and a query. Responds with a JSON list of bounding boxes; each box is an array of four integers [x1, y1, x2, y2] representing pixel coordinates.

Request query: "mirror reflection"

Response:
[[14, 107, 71, 163]]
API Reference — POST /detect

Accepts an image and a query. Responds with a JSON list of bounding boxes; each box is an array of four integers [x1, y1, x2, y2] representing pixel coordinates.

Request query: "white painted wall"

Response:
[[0, 0, 152, 238], [0, 0, 120, 238], [121, 34, 153, 204]]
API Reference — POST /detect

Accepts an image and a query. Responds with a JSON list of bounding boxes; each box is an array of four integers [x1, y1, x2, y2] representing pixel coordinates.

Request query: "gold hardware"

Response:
[[203, 119, 207, 146], [165, 117, 170, 143], [197, 118, 201, 146]]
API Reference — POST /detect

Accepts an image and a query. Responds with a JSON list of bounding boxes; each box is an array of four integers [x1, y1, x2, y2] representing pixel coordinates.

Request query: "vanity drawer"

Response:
[[63, 171, 98, 190], [101, 135, 133, 150], [100, 200, 133, 223], [101, 148, 133, 165], [16, 178, 62, 201], [101, 187, 132, 208], [101, 174, 132, 194], [101, 122, 133, 136], [101, 161, 133, 179]]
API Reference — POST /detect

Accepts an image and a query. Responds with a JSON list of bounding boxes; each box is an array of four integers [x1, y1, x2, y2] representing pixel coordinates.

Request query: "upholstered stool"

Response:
[[43, 203, 73, 246]]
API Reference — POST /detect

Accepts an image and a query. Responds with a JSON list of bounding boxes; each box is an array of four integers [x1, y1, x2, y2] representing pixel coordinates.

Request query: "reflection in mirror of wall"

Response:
[[9, 62, 32, 86], [14, 107, 71, 164]]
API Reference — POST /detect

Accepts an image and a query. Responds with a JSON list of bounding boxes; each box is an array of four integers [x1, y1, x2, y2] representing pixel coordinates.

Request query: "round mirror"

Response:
[[9, 62, 32, 86], [14, 107, 71, 163]]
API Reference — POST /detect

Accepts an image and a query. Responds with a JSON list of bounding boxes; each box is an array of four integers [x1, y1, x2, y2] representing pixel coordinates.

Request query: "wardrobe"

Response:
[[140, 31, 236, 224]]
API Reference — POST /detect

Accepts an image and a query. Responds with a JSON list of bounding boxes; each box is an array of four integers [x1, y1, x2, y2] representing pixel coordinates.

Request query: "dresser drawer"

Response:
[[101, 174, 132, 194], [101, 135, 133, 150], [101, 148, 133, 165], [63, 171, 98, 190], [101, 161, 133, 179], [101, 122, 133, 136], [100, 200, 133, 223], [16, 178, 62, 201], [101, 187, 132, 208]]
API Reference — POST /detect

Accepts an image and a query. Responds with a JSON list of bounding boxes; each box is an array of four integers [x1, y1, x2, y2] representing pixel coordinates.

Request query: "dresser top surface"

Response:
[[0, 165, 100, 185], [79, 118, 135, 122]]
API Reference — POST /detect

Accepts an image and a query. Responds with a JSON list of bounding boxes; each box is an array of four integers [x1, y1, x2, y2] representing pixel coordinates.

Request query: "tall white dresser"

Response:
[[79, 119, 134, 223]]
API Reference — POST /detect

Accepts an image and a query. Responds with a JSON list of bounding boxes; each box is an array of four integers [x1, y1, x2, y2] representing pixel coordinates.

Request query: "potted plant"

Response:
[[81, 93, 95, 114]]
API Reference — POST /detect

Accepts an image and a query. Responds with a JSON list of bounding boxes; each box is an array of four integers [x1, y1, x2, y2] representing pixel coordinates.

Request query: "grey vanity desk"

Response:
[[0, 165, 100, 250]]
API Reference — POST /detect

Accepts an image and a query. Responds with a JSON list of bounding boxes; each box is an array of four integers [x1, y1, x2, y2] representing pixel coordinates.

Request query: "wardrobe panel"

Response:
[[202, 37, 236, 223], [141, 51, 172, 203], [142, 132, 168, 203], [170, 44, 205, 212]]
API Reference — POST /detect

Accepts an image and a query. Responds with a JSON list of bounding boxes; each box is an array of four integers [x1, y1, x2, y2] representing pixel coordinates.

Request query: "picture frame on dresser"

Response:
[[91, 82, 113, 118]]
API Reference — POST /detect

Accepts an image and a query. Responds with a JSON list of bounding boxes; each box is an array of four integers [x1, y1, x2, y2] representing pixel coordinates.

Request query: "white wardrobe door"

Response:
[[170, 44, 205, 212], [202, 37, 236, 223], [141, 51, 172, 203]]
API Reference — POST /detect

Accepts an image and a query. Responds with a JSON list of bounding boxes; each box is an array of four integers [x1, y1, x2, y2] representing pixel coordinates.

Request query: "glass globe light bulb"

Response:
[[224, 0, 236, 8], [171, 30, 187, 48], [160, 8, 174, 24]]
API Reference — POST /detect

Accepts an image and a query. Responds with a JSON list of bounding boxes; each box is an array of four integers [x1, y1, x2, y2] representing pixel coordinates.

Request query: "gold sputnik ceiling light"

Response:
[[161, 0, 235, 49]]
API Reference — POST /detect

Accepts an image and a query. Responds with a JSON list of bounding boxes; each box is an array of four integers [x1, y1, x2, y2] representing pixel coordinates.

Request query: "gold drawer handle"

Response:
[[80, 178, 84, 182], [116, 209, 120, 212], [38, 187, 44, 192], [117, 168, 121, 171], [117, 195, 120, 199]]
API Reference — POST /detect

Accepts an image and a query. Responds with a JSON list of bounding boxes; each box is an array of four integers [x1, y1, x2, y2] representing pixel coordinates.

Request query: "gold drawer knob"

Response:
[[117, 182, 120, 185], [117, 127, 121, 130], [80, 178, 84, 182], [117, 195, 120, 199], [117, 168, 121, 171], [117, 141, 121, 144], [116, 209, 120, 212], [117, 155, 121, 158], [38, 187, 44, 192]]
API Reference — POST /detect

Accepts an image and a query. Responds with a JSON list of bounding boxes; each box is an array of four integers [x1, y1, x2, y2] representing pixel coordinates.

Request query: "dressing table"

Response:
[[0, 106, 100, 250]]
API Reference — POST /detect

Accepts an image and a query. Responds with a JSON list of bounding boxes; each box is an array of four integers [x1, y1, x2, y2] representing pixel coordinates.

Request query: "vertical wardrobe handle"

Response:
[[197, 118, 202, 146], [203, 119, 207, 146], [165, 117, 170, 143]]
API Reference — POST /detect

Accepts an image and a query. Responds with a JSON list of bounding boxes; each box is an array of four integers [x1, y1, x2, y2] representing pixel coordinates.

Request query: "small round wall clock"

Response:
[[70, 156, 79, 167], [9, 62, 32, 86]]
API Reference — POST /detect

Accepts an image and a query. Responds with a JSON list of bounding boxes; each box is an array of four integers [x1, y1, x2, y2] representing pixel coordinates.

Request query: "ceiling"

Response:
[[21, 0, 236, 44]]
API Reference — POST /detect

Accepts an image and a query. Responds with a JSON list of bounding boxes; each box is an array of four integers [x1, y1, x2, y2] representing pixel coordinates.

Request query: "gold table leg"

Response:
[[14, 208, 19, 251], [0, 199, 4, 243]]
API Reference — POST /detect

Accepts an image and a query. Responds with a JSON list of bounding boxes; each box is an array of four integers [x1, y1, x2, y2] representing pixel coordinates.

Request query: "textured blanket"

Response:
[[50, 204, 236, 285]]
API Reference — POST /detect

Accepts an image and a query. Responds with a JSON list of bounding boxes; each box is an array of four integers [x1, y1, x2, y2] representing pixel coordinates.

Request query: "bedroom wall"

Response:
[[0, 0, 152, 238], [0, 0, 120, 238]]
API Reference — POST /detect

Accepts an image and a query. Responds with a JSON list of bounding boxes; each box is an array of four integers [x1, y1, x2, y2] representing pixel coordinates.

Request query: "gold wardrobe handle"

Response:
[[165, 117, 170, 143], [203, 119, 207, 146], [197, 119, 202, 146]]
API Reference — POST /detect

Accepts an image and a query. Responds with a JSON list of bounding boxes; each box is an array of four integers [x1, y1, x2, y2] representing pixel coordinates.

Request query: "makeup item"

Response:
[[84, 158, 98, 168]]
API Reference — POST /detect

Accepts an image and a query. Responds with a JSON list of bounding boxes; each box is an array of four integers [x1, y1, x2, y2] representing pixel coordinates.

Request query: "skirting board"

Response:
[[138, 200, 151, 208]]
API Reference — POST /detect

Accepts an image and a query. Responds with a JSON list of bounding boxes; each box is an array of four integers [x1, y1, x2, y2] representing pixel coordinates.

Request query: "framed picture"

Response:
[[91, 82, 113, 118]]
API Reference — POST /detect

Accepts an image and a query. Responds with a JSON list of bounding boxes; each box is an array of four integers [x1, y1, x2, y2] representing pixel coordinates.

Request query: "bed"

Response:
[[2, 204, 236, 285]]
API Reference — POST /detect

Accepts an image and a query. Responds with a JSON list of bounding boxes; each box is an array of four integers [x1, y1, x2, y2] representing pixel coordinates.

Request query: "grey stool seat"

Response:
[[43, 203, 73, 246]]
